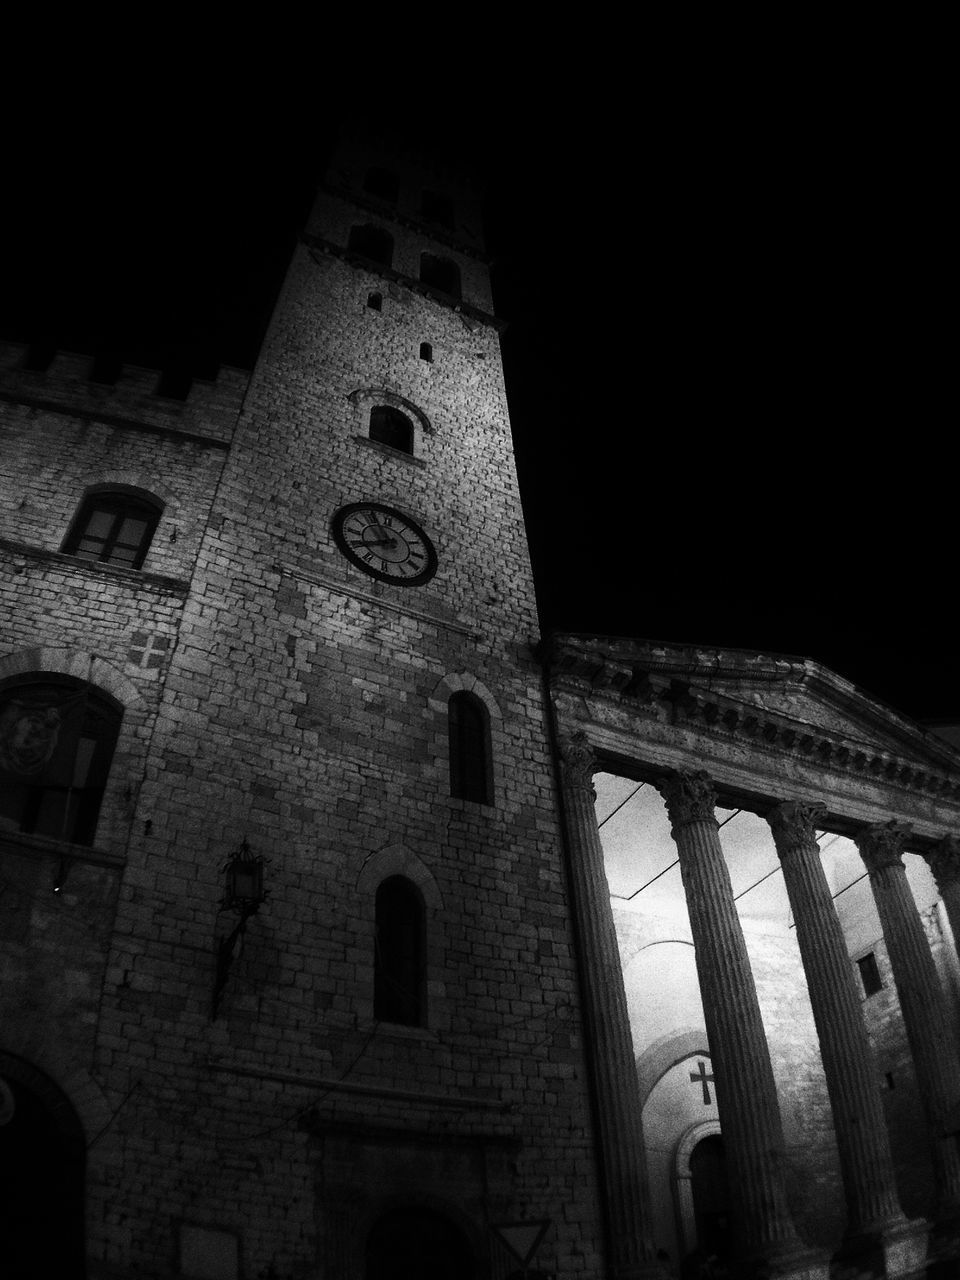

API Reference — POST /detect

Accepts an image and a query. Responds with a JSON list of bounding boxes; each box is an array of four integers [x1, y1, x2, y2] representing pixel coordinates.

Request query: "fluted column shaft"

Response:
[[768, 803, 905, 1236], [927, 837, 960, 970], [656, 771, 804, 1261], [557, 734, 663, 1280], [857, 823, 960, 1213]]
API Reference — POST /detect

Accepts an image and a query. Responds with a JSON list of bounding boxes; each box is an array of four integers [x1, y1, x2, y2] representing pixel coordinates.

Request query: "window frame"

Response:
[[369, 405, 415, 455], [0, 676, 123, 846], [62, 490, 162, 570]]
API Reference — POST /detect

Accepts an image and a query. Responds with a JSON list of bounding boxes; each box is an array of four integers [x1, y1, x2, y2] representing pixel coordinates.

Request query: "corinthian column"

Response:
[[656, 772, 825, 1280], [768, 803, 926, 1275], [926, 837, 960, 968], [856, 822, 960, 1216], [556, 733, 665, 1280]]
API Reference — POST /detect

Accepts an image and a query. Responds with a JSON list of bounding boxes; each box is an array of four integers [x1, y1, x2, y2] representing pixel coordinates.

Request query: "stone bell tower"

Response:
[[55, 126, 644, 1277]]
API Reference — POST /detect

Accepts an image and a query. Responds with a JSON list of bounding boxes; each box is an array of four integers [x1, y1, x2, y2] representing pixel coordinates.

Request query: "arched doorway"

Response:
[[689, 1134, 732, 1262], [0, 1058, 86, 1278], [365, 1206, 475, 1280]]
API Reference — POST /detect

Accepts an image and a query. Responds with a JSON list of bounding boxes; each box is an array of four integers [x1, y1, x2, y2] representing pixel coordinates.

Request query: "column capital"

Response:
[[767, 801, 828, 856], [655, 770, 717, 830], [926, 835, 960, 887], [856, 821, 913, 873], [557, 731, 597, 796]]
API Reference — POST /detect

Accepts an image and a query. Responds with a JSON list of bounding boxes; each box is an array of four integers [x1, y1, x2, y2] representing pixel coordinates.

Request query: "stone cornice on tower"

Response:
[[317, 178, 492, 264], [301, 235, 505, 331]]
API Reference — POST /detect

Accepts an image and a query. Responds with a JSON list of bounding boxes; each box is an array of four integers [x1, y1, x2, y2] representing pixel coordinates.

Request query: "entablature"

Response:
[[545, 633, 960, 851]]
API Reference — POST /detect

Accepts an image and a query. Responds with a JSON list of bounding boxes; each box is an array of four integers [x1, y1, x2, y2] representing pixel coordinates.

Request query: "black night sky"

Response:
[[1, 55, 953, 723]]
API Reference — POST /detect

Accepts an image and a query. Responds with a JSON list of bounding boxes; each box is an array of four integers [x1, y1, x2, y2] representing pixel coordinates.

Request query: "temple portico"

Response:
[[546, 634, 960, 1278]]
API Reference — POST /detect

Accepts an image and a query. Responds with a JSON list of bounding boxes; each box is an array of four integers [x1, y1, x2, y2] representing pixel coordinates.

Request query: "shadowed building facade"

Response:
[[2, 129, 960, 1280]]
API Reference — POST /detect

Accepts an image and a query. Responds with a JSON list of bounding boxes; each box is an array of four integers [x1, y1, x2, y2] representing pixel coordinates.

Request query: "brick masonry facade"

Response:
[[0, 135, 603, 1279]]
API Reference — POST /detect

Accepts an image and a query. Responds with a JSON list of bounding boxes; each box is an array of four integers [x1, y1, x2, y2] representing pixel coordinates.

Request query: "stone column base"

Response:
[[833, 1217, 928, 1279], [735, 1244, 830, 1280], [928, 1208, 960, 1270]]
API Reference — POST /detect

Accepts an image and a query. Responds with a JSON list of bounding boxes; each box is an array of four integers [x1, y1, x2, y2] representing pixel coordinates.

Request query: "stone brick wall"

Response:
[[0, 149, 607, 1277]]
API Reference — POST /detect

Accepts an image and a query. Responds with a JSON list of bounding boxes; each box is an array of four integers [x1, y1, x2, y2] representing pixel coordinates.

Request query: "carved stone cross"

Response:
[[690, 1059, 714, 1105]]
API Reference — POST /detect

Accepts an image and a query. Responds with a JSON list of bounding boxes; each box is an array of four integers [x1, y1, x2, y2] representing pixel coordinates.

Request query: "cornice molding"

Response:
[[0, 539, 190, 597], [0, 387, 234, 448], [301, 235, 505, 332], [541, 636, 960, 805], [318, 180, 491, 263]]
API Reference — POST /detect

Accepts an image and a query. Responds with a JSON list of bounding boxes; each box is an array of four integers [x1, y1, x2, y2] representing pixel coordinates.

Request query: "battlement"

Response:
[[0, 342, 249, 444]]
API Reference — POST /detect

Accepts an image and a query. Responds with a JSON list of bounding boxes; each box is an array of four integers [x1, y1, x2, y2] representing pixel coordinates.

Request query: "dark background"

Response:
[[1, 54, 952, 723]]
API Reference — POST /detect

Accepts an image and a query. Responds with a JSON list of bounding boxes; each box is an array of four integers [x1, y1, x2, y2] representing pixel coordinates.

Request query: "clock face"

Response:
[[331, 502, 438, 586]]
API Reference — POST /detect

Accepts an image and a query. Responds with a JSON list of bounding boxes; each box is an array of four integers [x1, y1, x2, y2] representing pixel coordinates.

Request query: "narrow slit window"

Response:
[[448, 691, 491, 803], [367, 292, 382, 312], [419, 342, 433, 362], [374, 876, 424, 1026]]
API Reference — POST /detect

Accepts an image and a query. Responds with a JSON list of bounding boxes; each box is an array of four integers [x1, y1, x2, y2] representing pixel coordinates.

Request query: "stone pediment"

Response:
[[544, 632, 960, 794]]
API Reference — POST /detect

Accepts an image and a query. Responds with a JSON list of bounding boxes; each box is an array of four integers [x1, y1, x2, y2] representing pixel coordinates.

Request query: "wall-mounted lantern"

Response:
[[212, 839, 268, 1019], [222, 839, 267, 915]]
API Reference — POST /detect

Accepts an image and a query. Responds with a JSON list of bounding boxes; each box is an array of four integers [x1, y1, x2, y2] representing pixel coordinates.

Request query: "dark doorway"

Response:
[[365, 1207, 474, 1280], [0, 1066, 86, 1278], [689, 1134, 732, 1262]]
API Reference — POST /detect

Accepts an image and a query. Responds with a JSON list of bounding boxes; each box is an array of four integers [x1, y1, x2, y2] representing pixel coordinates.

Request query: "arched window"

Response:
[[62, 490, 161, 569], [419, 253, 460, 300], [369, 406, 414, 454], [420, 190, 454, 228], [448, 692, 491, 803], [348, 225, 394, 268], [419, 342, 433, 363], [0, 678, 122, 845], [363, 167, 399, 203], [374, 876, 425, 1026], [367, 291, 382, 312]]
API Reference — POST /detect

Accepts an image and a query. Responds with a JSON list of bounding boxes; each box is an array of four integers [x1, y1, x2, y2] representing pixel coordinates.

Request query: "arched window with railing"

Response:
[[419, 253, 460, 300], [369, 406, 414, 455]]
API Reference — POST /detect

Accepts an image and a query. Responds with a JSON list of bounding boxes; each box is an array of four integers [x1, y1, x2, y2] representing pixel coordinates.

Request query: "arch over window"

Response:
[[419, 253, 461, 300], [348, 225, 394, 268], [363, 167, 399, 203], [0, 676, 122, 845], [448, 691, 491, 803], [62, 489, 162, 569], [374, 876, 425, 1026], [369, 406, 414, 454]]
